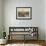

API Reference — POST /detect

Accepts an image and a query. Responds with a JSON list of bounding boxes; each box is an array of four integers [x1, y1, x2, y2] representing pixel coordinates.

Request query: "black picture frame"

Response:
[[16, 7, 32, 20]]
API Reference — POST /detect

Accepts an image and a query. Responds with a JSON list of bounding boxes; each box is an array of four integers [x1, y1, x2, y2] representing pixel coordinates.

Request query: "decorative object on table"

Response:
[[3, 32, 6, 39], [16, 7, 32, 20], [29, 28, 33, 36]]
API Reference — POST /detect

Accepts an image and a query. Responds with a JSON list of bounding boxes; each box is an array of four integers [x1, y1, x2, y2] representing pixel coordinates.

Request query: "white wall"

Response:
[[0, 0, 2, 27], [3, 0, 45, 40], [32, 0, 45, 40], [0, 0, 3, 38], [45, 0, 46, 40]]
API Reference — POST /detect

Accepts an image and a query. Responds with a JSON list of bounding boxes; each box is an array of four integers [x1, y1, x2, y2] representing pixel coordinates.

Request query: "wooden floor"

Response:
[[0, 40, 46, 46], [9, 40, 46, 46]]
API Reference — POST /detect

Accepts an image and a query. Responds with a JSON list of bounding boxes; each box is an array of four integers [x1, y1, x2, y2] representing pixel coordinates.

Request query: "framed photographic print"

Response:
[[16, 7, 32, 20]]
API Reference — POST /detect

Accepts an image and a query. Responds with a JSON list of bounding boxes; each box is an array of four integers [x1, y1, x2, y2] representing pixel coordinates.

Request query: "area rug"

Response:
[[6, 44, 42, 46]]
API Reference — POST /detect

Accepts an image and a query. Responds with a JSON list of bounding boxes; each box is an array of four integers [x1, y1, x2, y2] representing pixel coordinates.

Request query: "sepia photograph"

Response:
[[16, 7, 32, 20]]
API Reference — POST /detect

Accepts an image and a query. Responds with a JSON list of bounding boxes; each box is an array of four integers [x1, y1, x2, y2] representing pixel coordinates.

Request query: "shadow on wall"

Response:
[[0, 30, 3, 39]]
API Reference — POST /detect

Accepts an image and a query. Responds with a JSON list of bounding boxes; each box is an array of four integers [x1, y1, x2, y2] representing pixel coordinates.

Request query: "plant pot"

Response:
[[0, 39, 7, 44]]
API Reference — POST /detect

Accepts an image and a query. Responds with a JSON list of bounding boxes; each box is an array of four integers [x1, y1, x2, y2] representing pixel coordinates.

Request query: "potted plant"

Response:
[[0, 26, 7, 44], [3, 32, 6, 39]]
